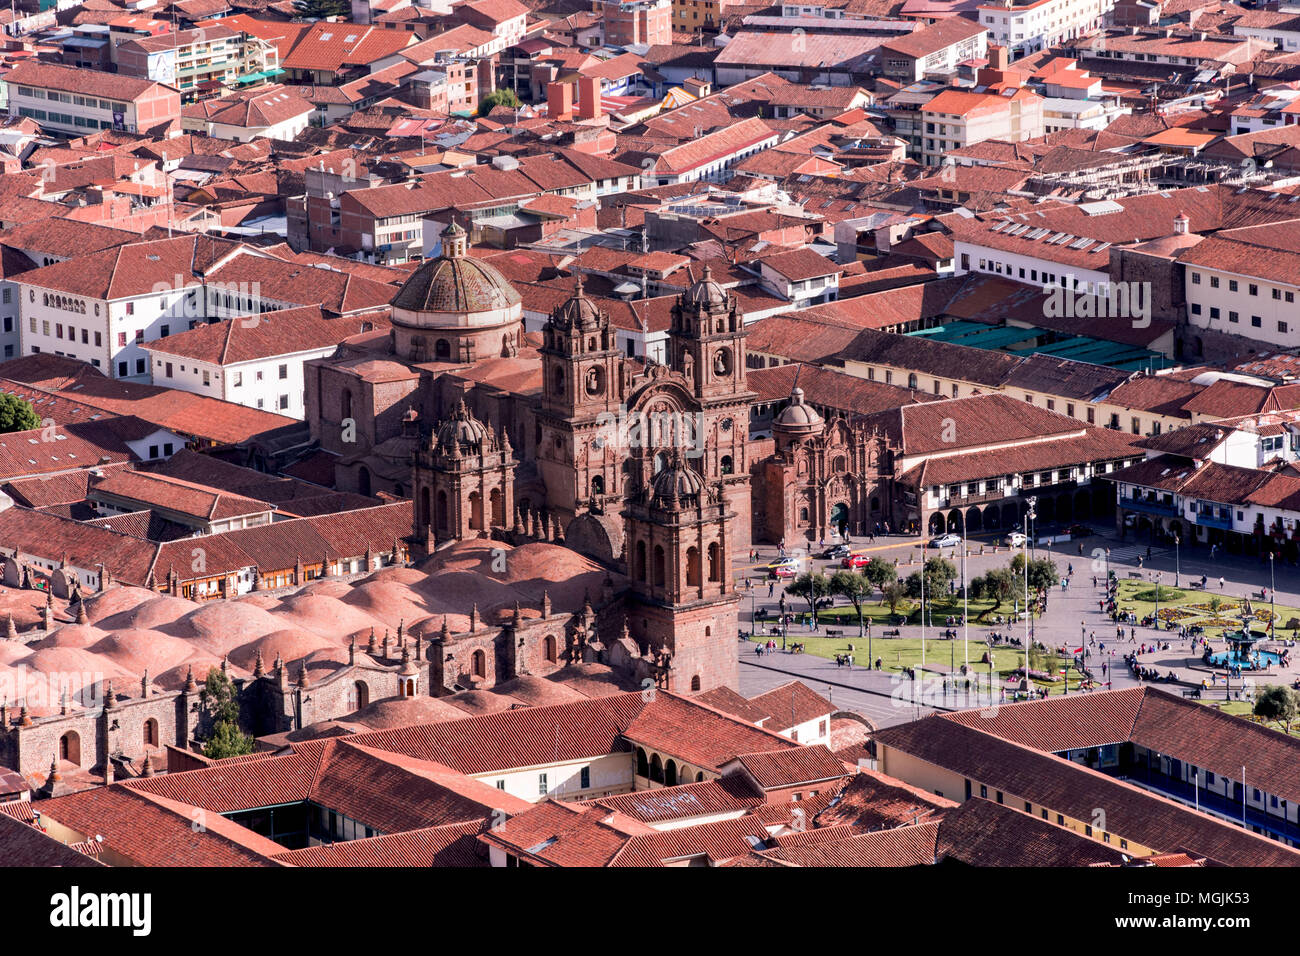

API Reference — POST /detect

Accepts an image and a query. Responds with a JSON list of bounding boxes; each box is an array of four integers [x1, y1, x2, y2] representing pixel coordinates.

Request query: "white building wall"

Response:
[[1184, 264, 1299, 348]]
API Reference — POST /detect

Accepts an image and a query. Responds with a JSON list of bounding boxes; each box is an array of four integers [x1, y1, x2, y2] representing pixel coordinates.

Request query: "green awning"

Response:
[[237, 68, 286, 84]]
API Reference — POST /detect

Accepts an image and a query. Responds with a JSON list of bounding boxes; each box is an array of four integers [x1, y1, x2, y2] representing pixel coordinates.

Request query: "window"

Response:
[[117, 332, 127, 347], [496, 780, 505, 790], [165, 362, 173, 377], [979, 785, 988, 798], [538, 773, 548, 795], [136, 358, 145, 374], [279, 394, 289, 410], [278, 363, 288, 379], [1191, 272, 1201, 285], [234, 371, 242, 387], [1210, 276, 1219, 288], [580, 767, 591, 789], [1228, 279, 1238, 292], [160, 324, 169, 337]]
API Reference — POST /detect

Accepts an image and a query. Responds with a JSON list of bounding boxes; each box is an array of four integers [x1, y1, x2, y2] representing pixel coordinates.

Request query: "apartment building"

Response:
[[116, 24, 281, 100], [976, 0, 1113, 59], [601, 0, 672, 46], [918, 84, 1044, 166], [880, 16, 988, 81], [2, 62, 180, 136]]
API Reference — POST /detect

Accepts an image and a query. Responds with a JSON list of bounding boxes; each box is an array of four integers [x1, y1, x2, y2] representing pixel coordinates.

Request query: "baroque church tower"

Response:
[[536, 278, 627, 519], [622, 456, 738, 693], [410, 401, 515, 555]]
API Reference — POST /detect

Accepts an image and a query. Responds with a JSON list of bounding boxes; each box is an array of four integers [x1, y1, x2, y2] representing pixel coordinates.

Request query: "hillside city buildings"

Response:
[[0, 0, 1297, 877]]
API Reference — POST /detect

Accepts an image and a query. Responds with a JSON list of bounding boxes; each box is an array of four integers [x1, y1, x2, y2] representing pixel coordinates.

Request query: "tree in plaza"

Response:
[[292, 0, 350, 19], [880, 581, 907, 618], [0, 393, 40, 434], [1010, 553, 1059, 593], [830, 569, 873, 636], [199, 668, 254, 759], [1253, 685, 1299, 733], [864, 558, 898, 600], [785, 572, 831, 625], [903, 556, 958, 601], [980, 567, 1017, 607], [477, 88, 522, 115]]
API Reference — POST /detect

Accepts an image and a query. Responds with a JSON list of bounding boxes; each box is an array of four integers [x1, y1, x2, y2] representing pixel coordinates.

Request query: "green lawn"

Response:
[[740, 593, 1020, 629], [1112, 580, 1300, 641], [742, 632, 1087, 695]]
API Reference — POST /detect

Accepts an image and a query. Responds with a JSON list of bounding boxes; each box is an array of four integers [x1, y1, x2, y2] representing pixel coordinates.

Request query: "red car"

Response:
[[840, 553, 871, 569]]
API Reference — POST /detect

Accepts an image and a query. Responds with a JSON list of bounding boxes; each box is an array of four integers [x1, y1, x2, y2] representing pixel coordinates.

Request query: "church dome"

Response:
[[650, 460, 705, 505], [390, 222, 521, 320], [681, 263, 728, 309], [435, 400, 489, 453], [775, 388, 823, 428], [551, 275, 602, 329]]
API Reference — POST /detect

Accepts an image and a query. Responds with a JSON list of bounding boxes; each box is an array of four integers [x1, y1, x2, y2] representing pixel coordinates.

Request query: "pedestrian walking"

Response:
[[1219, 576, 1225, 589], [768, 581, 774, 597]]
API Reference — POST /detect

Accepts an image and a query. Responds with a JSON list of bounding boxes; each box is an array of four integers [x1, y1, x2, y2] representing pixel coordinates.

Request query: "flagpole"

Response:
[[962, 522, 968, 676]]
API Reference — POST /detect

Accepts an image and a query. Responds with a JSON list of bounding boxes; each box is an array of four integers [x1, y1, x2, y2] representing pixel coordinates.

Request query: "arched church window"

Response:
[[553, 367, 565, 394], [907, 373, 918, 389], [436, 339, 450, 360], [591, 474, 604, 496], [720, 455, 733, 475]]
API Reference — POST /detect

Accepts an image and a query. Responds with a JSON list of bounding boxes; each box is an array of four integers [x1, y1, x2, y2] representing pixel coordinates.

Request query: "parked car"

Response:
[[840, 553, 871, 569], [768, 558, 800, 578], [1066, 523, 1091, 537], [932, 533, 962, 548], [1005, 532, 1027, 547]]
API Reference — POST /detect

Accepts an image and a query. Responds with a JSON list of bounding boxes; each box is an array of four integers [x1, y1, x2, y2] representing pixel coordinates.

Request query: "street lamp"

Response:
[[1270, 552, 1276, 641], [1174, 533, 1180, 588], [1153, 571, 1160, 635], [1023, 497, 1036, 692], [779, 592, 787, 651]]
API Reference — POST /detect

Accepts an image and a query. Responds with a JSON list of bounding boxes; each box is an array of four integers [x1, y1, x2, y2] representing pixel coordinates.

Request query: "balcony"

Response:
[[1123, 496, 1178, 518], [1193, 510, 1234, 531]]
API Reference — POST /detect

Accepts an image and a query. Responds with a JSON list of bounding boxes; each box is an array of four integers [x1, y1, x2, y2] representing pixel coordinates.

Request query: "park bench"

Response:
[[1189, 580, 1205, 589], [825, 628, 843, 637], [1127, 571, 1143, 579], [1182, 688, 1203, 699], [882, 628, 901, 637], [1253, 589, 1267, 600]]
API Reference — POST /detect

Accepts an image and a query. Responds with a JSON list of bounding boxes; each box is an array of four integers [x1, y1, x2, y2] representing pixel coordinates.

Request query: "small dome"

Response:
[[436, 400, 489, 453], [775, 388, 823, 428], [552, 275, 603, 330], [681, 263, 727, 309], [650, 461, 705, 504]]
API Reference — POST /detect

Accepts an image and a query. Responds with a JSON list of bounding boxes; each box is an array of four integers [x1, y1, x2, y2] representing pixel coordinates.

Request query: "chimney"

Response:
[[988, 44, 1008, 71], [577, 75, 602, 120], [547, 80, 573, 120]]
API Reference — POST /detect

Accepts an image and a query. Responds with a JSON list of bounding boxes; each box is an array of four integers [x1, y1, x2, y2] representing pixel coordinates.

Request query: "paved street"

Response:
[[735, 521, 1300, 726]]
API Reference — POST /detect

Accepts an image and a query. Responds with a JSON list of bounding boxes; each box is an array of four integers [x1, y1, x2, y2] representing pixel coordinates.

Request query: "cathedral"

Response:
[[301, 223, 754, 692]]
